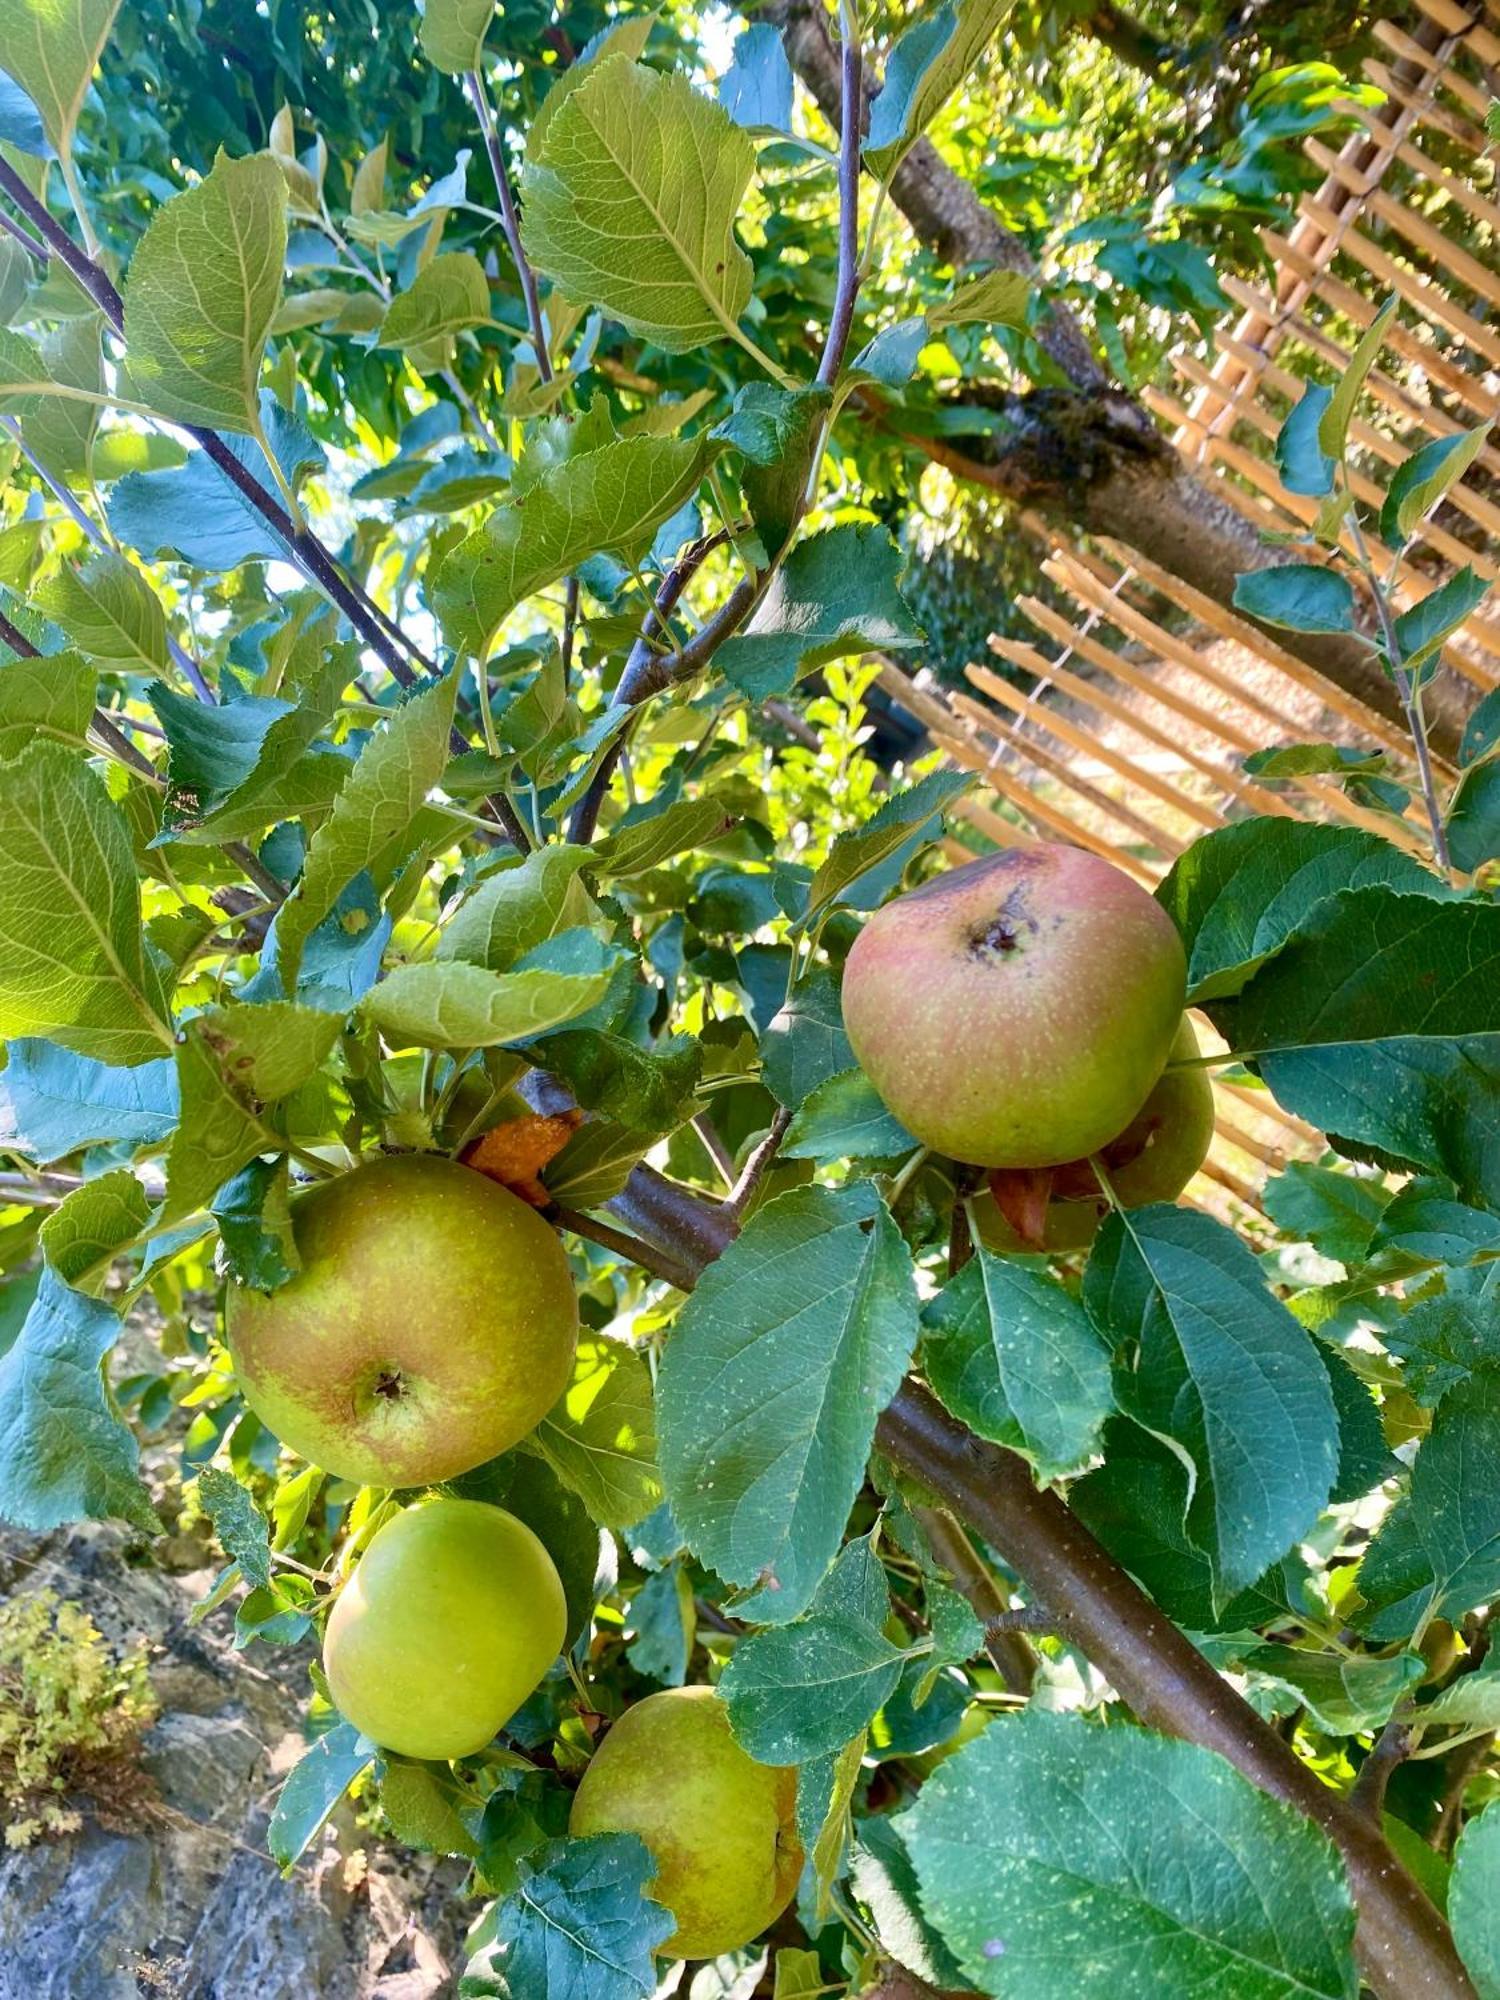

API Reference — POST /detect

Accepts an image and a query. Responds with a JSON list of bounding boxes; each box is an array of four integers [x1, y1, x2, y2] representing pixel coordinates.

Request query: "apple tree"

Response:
[[1, 1, 1499, 1995]]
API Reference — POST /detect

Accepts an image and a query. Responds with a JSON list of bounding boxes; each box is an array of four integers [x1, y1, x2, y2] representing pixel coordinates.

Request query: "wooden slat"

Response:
[[976, 643, 1226, 832], [1350, 105, 1500, 240], [947, 687, 1188, 858], [1043, 550, 1438, 856], [1260, 227, 1497, 420], [1306, 137, 1500, 316], [1212, 290, 1500, 484], [1172, 347, 1500, 581], [1363, 59, 1488, 155], [1412, 0, 1500, 67], [1001, 602, 1309, 823], [1093, 538, 1430, 766], [1371, 19, 1494, 125], [1295, 195, 1500, 367]]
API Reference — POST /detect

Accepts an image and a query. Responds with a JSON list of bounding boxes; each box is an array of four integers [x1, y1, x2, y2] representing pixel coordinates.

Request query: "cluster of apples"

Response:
[[223, 1156, 801, 1957], [841, 843, 1212, 1244]]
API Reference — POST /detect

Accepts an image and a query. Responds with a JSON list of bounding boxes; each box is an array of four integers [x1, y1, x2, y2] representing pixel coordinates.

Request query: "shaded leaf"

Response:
[[658, 1183, 919, 1623], [268, 1721, 374, 1871], [923, 1244, 1113, 1480], [0, 1268, 157, 1534], [716, 525, 924, 702], [196, 1464, 272, 1590], [1085, 1206, 1338, 1599]]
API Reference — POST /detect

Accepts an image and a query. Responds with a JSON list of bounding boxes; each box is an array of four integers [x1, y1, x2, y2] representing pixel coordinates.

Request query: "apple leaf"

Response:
[[162, 1002, 341, 1224], [1155, 817, 1443, 1002], [1085, 1205, 1338, 1600], [864, 0, 1019, 179], [361, 957, 619, 1051], [434, 433, 710, 658], [625, 1563, 694, 1687], [275, 670, 456, 990], [1274, 381, 1335, 497], [0, 741, 173, 1064], [589, 794, 741, 879], [529, 1336, 662, 1531], [1381, 423, 1492, 548], [1451, 1803, 1500, 2000], [39, 1168, 152, 1293], [418, 0, 494, 75], [781, 1066, 915, 1161], [0, 648, 98, 757], [268, 1720, 375, 1872], [1232, 563, 1356, 637], [901, 1710, 1358, 1999], [123, 149, 287, 435], [760, 965, 853, 1108], [32, 552, 168, 670], [922, 1244, 1113, 1480], [439, 847, 599, 970], [658, 1182, 919, 1623], [719, 1535, 910, 1764], [0, 69, 52, 157], [0, 1269, 158, 1534], [196, 1464, 273, 1591], [0, 0, 120, 163], [522, 57, 756, 355], [803, 768, 969, 929], [470, 1834, 673, 1998], [379, 251, 491, 355], [1369, 1178, 1500, 1268], [0, 1041, 179, 1163], [1359, 1366, 1500, 1637], [715, 525, 924, 703], [1218, 887, 1500, 1207]]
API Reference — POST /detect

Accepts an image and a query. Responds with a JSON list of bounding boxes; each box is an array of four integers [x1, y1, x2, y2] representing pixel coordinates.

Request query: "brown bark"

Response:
[[757, 0, 1475, 760]]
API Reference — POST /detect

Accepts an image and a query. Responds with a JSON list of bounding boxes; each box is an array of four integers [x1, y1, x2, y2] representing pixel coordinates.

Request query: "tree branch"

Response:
[[0, 154, 534, 852]]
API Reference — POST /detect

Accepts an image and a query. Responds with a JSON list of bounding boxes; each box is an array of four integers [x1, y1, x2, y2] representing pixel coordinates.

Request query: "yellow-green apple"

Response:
[[841, 844, 1186, 1168], [975, 1017, 1214, 1252], [225, 1153, 577, 1487], [568, 1686, 801, 1959], [323, 1497, 565, 1759]]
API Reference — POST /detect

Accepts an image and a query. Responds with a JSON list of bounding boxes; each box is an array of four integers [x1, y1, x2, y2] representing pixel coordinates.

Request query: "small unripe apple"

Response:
[[976, 1018, 1215, 1253], [225, 1153, 577, 1489], [568, 1687, 801, 1959], [323, 1497, 566, 1760], [841, 844, 1186, 1168]]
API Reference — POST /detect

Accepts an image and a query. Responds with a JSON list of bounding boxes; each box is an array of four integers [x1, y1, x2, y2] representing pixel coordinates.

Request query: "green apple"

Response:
[[323, 1496, 565, 1760], [975, 1017, 1215, 1253], [225, 1153, 577, 1488], [568, 1686, 801, 1959], [841, 843, 1186, 1168]]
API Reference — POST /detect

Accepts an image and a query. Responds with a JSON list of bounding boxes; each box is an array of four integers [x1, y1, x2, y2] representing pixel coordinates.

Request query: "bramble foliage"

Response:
[[1, 2, 1499, 1996]]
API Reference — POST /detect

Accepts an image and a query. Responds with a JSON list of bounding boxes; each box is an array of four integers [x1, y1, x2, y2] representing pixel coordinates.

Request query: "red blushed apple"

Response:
[[225, 1153, 578, 1489], [975, 1017, 1215, 1253], [841, 844, 1186, 1169]]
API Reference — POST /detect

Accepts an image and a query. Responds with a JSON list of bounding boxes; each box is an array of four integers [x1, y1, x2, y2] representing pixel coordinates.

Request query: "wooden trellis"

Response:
[[876, 0, 1500, 1225]]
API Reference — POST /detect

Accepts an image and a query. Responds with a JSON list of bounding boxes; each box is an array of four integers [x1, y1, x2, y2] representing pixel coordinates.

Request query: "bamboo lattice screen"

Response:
[[875, 0, 1500, 1225]]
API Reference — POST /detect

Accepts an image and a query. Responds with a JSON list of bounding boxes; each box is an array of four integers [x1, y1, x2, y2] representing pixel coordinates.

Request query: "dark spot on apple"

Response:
[[967, 884, 1039, 962], [373, 1368, 405, 1402]]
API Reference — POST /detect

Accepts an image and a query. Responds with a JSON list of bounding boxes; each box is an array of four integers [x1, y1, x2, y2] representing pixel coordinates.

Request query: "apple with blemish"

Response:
[[225, 1153, 577, 1488], [840, 844, 1186, 1169], [975, 1018, 1215, 1253]]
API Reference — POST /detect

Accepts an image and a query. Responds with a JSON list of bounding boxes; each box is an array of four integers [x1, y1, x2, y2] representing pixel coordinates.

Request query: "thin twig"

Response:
[[816, 6, 864, 389], [723, 1105, 793, 1222], [914, 1504, 1037, 1694], [466, 68, 553, 384], [1351, 1719, 1416, 1823]]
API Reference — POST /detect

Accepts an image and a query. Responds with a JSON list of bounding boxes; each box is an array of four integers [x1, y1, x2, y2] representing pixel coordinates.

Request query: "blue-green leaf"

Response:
[[268, 1721, 375, 1871], [1085, 1206, 1338, 1599], [902, 1710, 1358, 2000], [658, 1183, 919, 1623], [1233, 563, 1356, 636]]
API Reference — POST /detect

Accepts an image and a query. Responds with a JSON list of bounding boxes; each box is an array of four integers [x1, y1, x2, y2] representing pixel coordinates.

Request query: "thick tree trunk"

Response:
[[757, 0, 1475, 761]]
